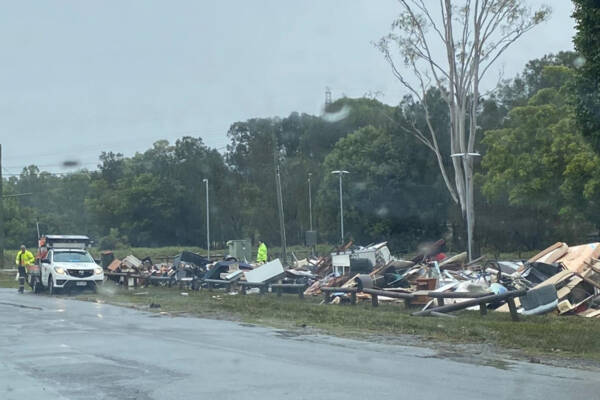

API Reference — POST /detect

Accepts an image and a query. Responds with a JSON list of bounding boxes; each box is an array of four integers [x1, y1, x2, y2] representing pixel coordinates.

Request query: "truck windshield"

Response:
[[53, 252, 94, 263]]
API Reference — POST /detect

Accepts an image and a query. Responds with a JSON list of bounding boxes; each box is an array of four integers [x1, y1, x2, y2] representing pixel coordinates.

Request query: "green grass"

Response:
[[0, 269, 18, 289]]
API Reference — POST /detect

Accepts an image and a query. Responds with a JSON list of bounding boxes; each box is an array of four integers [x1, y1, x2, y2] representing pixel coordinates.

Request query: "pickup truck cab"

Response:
[[39, 235, 103, 295]]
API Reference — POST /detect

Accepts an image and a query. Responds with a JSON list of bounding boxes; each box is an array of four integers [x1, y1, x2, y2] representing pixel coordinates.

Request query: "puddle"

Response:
[[482, 358, 512, 370], [274, 330, 307, 339], [419, 351, 514, 371]]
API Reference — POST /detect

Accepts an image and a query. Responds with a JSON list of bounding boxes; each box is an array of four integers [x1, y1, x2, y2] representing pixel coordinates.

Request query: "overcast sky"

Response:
[[1, 0, 575, 175]]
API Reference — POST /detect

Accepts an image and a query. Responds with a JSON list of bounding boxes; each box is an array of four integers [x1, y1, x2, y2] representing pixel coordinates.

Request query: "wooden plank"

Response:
[[558, 295, 594, 315], [363, 288, 414, 299], [575, 272, 600, 291], [438, 252, 467, 268], [556, 276, 583, 299], [426, 291, 492, 299], [341, 273, 359, 288], [577, 308, 600, 318], [320, 287, 359, 293], [561, 243, 600, 273], [528, 242, 566, 263]]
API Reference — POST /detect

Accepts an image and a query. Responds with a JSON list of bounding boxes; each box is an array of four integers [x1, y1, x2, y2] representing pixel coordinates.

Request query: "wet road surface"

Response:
[[1, 288, 599, 400]]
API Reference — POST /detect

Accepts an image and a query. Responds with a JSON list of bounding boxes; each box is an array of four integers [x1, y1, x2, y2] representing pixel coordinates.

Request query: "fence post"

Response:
[[371, 293, 378, 307], [507, 297, 519, 322]]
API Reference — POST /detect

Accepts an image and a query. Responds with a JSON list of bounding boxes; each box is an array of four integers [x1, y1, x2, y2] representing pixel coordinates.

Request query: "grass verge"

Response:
[[0, 269, 18, 289]]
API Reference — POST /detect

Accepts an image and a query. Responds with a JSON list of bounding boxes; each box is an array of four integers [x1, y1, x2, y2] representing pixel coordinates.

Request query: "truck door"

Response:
[[41, 251, 51, 286]]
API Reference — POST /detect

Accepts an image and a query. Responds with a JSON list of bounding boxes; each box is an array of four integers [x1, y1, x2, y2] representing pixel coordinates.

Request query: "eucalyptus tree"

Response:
[[377, 0, 551, 254]]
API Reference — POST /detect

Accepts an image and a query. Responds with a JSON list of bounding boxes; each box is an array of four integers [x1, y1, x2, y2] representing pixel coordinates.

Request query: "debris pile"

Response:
[[490, 242, 600, 317], [297, 240, 600, 319], [99, 239, 600, 320]]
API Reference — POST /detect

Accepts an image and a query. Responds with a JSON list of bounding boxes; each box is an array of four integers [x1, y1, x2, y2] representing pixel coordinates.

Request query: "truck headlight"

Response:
[[54, 267, 66, 275], [94, 267, 103, 275]]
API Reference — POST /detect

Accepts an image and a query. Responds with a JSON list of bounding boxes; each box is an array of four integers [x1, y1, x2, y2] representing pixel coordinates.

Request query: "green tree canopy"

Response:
[[479, 65, 600, 248]]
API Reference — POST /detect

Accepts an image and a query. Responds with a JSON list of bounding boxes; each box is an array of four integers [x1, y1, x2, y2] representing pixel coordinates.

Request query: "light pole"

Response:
[[331, 170, 349, 244], [450, 152, 480, 262], [308, 173, 313, 231], [202, 178, 210, 260], [308, 172, 315, 257]]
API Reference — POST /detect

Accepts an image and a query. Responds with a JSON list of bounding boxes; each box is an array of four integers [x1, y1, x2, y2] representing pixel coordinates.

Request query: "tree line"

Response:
[[2, 47, 600, 255]]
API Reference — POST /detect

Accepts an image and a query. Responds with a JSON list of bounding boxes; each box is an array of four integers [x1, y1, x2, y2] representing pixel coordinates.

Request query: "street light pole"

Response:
[[450, 152, 480, 262], [202, 178, 210, 260], [331, 170, 349, 244], [308, 173, 313, 231]]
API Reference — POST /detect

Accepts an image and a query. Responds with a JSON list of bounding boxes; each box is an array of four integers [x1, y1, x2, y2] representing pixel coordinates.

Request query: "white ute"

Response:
[[39, 235, 104, 295]]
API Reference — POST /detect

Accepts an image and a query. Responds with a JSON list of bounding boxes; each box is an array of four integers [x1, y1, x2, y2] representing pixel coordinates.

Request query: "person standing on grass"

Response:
[[15, 245, 35, 293], [256, 240, 268, 264]]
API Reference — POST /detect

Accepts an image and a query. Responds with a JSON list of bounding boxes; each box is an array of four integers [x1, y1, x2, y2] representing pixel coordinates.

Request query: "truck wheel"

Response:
[[48, 276, 55, 296], [33, 279, 42, 294]]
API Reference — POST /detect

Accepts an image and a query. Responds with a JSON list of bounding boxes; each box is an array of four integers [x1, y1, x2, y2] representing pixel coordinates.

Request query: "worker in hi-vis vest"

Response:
[[256, 240, 268, 264], [15, 245, 35, 293]]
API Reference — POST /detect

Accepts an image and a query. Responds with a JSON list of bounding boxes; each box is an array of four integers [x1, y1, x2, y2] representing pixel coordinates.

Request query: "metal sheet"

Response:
[[244, 259, 284, 283], [332, 254, 350, 267]]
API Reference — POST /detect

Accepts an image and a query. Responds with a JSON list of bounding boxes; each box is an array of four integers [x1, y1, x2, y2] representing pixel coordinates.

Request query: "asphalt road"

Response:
[[1, 288, 599, 400]]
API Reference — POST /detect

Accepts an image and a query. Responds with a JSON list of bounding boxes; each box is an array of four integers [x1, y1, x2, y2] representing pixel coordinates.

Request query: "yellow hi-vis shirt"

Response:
[[15, 250, 35, 267], [256, 243, 267, 263]]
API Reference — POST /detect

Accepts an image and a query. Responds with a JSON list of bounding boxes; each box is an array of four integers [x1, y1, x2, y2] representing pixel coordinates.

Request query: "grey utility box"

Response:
[[227, 239, 252, 262], [305, 230, 317, 247]]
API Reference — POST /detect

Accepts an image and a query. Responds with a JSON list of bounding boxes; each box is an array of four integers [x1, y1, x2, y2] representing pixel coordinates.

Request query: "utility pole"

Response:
[[275, 165, 287, 265], [0, 144, 3, 268], [202, 178, 210, 260], [272, 132, 287, 264], [331, 170, 349, 245]]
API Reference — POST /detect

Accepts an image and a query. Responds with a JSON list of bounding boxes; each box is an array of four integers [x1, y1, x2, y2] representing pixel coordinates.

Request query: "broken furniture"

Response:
[[321, 287, 359, 305], [270, 283, 307, 299], [519, 285, 558, 315], [203, 275, 241, 292], [362, 288, 414, 307], [239, 281, 268, 295], [412, 289, 527, 321]]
